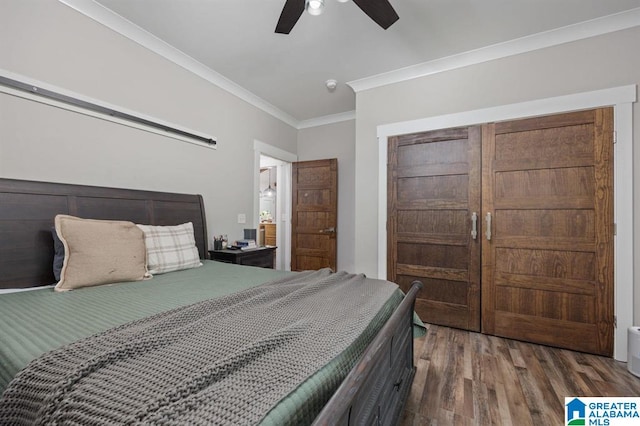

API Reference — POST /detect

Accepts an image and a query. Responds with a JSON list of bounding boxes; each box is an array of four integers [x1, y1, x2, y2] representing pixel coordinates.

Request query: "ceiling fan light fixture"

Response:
[[276, 0, 397, 34], [306, 0, 325, 16]]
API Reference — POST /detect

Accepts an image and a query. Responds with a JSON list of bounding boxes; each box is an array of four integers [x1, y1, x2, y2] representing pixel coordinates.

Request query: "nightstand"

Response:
[[209, 246, 276, 269]]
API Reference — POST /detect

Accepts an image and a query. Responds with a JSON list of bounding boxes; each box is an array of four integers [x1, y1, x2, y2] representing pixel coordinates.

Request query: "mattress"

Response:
[[0, 261, 410, 424]]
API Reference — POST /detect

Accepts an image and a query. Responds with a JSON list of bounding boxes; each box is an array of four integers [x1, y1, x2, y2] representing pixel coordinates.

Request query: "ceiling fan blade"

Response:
[[275, 0, 305, 34], [352, 0, 399, 30]]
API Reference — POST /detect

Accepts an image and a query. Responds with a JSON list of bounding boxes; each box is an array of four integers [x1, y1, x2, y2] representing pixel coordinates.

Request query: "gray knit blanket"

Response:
[[0, 269, 397, 425]]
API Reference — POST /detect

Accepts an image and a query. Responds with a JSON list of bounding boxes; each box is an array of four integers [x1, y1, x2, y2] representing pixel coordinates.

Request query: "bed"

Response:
[[0, 178, 422, 425]]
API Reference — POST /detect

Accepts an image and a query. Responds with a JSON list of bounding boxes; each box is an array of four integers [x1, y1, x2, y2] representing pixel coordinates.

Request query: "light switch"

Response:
[[237, 213, 246, 224]]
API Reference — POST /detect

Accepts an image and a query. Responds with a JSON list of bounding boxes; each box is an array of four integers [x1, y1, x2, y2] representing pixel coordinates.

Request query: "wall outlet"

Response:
[[237, 213, 246, 224]]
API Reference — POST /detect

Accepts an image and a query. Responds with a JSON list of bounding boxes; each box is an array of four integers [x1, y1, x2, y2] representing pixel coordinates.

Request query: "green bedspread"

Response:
[[0, 261, 421, 424], [0, 261, 291, 392]]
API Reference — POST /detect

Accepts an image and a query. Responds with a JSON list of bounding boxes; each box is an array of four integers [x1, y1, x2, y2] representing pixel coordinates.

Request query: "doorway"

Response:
[[253, 140, 297, 271], [290, 159, 338, 272], [258, 157, 280, 256]]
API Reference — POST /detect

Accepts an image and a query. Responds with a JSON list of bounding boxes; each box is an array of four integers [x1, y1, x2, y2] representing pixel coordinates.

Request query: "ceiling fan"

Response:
[[275, 0, 399, 34]]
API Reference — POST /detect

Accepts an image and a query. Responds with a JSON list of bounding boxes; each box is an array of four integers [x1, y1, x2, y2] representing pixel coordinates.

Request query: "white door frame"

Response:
[[253, 140, 297, 271], [376, 85, 636, 361]]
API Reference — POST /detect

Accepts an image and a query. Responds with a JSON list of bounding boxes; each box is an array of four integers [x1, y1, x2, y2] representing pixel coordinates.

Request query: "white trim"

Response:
[[59, 0, 299, 129], [614, 102, 634, 361], [297, 110, 356, 129], [253, 140, 297, 271], [377, 85, 636, 361], [378, 134, 388, 279], [254, 141, 298, 164], [0, 68, 217, 150], [350, 8, 640, 93], [276, 162, 293, 271], [378, 86, 636, 139]]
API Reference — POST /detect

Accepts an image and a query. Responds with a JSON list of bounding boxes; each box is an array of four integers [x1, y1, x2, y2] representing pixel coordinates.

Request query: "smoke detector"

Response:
[[325, 79, 338, 92]]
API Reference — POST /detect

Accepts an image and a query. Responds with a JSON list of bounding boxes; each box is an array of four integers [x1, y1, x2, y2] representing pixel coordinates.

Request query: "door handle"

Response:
[[485, 212, 492, 241], [471, 212, 478, 240], [319, 227, 335, 234]]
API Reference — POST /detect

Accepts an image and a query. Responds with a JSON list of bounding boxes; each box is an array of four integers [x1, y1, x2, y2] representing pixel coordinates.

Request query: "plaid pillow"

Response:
[[136, 222, 202, 274]]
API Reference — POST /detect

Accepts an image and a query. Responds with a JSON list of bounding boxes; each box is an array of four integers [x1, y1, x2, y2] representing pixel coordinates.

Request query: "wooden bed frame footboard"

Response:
[[313, 280, 423, 426]]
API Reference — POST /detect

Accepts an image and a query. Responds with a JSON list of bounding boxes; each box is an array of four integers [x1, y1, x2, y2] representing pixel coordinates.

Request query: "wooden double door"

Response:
[[387, 109, 614, 356]]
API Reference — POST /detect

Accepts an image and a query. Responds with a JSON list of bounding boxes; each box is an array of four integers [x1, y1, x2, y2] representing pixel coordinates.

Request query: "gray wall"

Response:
[[297, 120, 356, 272], [0, 0, 297, 249], [3, 0, 637, 314], [353, 26, 640, 322]]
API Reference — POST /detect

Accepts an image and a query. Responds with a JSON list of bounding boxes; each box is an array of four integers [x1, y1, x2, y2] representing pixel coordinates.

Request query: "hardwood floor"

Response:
[[400, 324, 640, 425]]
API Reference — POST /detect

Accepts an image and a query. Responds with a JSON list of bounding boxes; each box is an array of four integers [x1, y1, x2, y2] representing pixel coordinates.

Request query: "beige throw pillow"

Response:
[[54, 215, 149, 291]]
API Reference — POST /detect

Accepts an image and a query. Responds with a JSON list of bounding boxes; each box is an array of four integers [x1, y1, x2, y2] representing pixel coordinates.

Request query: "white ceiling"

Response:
[[91, 0, 640, 124]]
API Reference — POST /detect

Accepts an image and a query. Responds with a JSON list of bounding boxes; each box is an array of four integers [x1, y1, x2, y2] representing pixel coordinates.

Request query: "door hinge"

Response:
[[614, 315, 617, 328], [613, 223, 617, 235], [613, 131, 617, 144]]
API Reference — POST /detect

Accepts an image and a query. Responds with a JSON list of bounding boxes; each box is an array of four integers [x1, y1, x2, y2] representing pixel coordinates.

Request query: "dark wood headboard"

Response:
[[0, 178, 208, 289]]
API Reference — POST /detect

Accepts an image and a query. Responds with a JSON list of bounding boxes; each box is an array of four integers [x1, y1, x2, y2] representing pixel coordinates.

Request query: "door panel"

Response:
[[388, 127, 481, 331], [481, 109, 614, 356], [291, 159, 337, 271]]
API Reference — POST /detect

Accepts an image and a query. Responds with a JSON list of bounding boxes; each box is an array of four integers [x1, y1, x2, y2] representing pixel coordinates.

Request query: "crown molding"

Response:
[[348, 7, 640, 92], [58, 1, 640, 127], [297, 110, 356, 129], [58, 0, 300, 129]]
